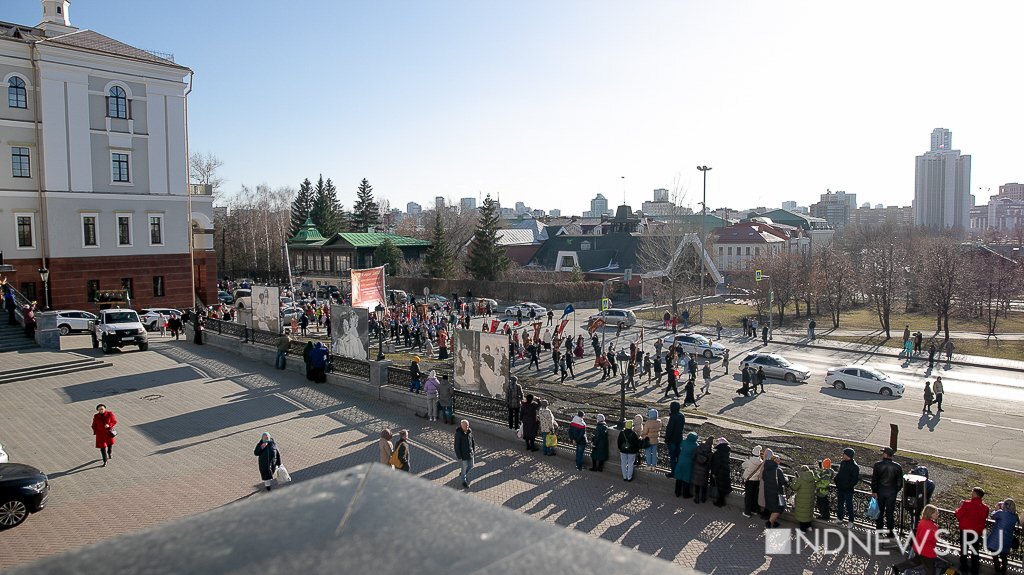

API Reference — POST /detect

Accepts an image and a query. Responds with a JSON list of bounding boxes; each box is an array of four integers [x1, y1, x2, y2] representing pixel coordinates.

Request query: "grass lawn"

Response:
[[825, 305, 1024, 334], [821, 334, 1024, 363], [637, 303, 754, 327]]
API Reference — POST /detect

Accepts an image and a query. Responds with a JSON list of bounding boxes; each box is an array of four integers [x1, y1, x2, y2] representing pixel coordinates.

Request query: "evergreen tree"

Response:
[[289, 178, 314, 237], [310, 175, 345, 236], [374, 238, 404, 276], [424, 209, 455, 278], [351, 178, 380, 232], [465, 194, 511, 281]]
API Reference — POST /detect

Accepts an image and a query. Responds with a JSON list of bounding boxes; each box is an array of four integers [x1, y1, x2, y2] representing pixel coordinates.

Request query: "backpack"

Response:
[[388, 442, 403, 468]]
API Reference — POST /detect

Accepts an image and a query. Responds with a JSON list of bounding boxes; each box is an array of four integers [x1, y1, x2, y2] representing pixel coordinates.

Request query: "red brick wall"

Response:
[[2, 253, 217, 311]]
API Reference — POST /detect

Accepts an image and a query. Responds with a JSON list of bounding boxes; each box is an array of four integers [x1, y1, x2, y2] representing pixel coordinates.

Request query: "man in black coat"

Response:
[[454, 420, 476, 489], [663, 401, 685, 477], [870, 447, 904, 537], [835, 447, 861, 527]]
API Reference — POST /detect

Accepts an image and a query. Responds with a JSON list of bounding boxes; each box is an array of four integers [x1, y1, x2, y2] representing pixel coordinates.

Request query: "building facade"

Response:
[[0, 2, 215, 310], [914, 128, 972, 228], [808, 190, 856, 230], [583, 193, 610, 217], [848, 205, 914, 228]]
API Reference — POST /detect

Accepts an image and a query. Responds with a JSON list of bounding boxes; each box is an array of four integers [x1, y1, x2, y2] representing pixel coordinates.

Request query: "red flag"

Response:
[[555, 318, 570, 337], [587, 318, 605, 336], [490, 319, 500, 333], [533, 321, 542, 341]]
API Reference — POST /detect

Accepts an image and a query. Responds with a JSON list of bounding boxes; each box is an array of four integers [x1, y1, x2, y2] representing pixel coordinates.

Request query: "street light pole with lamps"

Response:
[[696, 165, 712, 325], [37, 267, 50, 310]]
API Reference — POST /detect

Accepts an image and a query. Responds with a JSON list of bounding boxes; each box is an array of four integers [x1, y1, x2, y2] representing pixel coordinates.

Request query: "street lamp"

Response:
[[696, 166, 712, 324], [37, 267, 50, 310]]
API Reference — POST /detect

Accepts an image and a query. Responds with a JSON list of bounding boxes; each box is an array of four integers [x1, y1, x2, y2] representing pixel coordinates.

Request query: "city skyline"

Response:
[[5, 1, 1022, 213]]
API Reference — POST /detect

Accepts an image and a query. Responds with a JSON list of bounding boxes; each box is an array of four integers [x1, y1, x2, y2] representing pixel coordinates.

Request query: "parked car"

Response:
[[661, 332, 727, 359], [425, 294, 448, 307], [139, 308, 182, 331], [386, 290, 408, 304], [217, 290, 234, 304], [504, 302, 547, 319], [53, 310, 98, 336], [280, 306, 304, 322], [0, 463, 49, 529], [477, 297, 499, 309], [739, 352, 811, 383], [825, 365, 904, 397], [587, 309, 637, 329], [90, 309, 149, 353]]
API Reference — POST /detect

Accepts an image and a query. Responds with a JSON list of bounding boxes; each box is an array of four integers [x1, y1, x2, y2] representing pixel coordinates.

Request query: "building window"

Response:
[[755, 247, 760, 256], [8, 77, 26, 109], [117, 214, 132, 246], [87, 280, 100, 302], [727, 247, 733, 256], [153, 276, 164, 297], [149, 215, 163, 245], [20, 282, 36, 301], [107, 86, 128, 119], [335, 254, 351, 271], [11, 147, 30, 178], [718, 247, 723, 256], [121, 278, 134, 299], [15, 213, 34, 248], [82, 214, 98, 247], [112, 152, 130, 183], [746, 247, 751, 255]]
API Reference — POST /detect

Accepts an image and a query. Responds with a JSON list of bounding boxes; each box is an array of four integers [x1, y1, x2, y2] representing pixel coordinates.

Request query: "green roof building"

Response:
[[287, 219, 430, 284]]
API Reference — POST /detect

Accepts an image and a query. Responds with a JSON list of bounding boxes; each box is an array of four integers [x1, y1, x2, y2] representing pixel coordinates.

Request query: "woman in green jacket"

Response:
[[792, 465, 817, 532]]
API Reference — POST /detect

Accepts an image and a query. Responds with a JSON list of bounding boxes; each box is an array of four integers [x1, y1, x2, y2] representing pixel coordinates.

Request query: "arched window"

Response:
[[8, 77, 27, 109], [107, 86, 128, 119]]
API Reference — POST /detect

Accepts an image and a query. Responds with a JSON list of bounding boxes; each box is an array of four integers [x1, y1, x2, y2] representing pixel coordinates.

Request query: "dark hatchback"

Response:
[[0, 463, 49, 529]]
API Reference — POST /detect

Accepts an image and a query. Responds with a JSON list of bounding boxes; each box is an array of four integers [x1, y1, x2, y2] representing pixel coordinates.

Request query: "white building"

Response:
[[914, 128, 972, 228], [0, 0, 215, 310], [583, 193, 610, 217]]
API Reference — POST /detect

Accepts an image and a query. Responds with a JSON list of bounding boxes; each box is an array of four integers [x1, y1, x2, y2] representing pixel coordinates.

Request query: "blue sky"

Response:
[[5, 1, 1022, 213]]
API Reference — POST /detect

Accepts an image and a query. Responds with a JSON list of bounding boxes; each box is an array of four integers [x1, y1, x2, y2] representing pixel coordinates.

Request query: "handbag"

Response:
[[274, 465, 292, 483], [866, 496, 881, 521], [516, 423, 524, 440], [109, 428, 117, 437], [641, 437, 651, 449], [778, 494, 787, 508], [545, 433, 557, 448]]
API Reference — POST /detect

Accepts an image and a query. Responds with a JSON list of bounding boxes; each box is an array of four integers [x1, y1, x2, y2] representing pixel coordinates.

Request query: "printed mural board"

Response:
[[330, 304, 370, 360], [454, 329, 509, 397]]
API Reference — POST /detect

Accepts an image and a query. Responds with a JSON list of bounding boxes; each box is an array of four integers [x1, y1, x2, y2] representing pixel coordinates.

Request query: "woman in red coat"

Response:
[[92, 404, 117, 466]]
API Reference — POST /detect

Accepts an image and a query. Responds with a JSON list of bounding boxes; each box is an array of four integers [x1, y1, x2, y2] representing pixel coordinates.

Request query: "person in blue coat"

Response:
[[673, 432, 700, 498], [309, 342, 329, 383], [986, 499, 1019, 573]]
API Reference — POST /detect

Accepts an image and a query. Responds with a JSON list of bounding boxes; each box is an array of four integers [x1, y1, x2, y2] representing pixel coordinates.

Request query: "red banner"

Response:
[[555, 318, 570, 337], [350, 266, 387, 310], [490, 319, 500, 333], [533, 322, 542, 341], [586, 317, 605, 336]]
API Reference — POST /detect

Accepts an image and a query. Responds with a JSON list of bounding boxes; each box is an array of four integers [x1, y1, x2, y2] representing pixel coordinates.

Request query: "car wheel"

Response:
[[784, 372, 796, 383], [58, 324, 71, 336], [138, 342, 149, 352], [833, 381, 845, 390], [703, 349, 713, 359], [0, 498, 29, 529], [100, 337, 111, 354], [880, 387, 893, 397]]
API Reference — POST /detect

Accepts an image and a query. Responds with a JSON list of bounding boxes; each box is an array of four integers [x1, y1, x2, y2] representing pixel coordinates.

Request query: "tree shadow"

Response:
[[60, 365, 200, 403], [46, 460, 102, 479]]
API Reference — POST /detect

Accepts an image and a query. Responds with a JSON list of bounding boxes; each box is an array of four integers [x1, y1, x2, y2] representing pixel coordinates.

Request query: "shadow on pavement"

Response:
[[59, 365, 201, 403]]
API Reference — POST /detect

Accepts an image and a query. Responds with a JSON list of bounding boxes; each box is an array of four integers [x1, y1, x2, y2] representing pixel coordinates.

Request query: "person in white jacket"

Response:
[[538, 399, 558, 456], [741, 445, 764, 518]]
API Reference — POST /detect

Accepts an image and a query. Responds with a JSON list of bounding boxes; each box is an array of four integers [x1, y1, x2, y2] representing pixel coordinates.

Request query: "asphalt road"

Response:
[[482, 306, 1024, 470]]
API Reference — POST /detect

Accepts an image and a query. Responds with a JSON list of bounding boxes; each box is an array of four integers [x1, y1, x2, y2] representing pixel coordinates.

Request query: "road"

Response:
[[482, 306, 1024, 470]]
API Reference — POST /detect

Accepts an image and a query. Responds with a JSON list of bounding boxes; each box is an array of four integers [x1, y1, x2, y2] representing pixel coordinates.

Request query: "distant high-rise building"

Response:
[[584, 194, 610, 217], [915, 128, 971, 228], [435, 196, 445, 210], [998, 183, 1024, 201], [849, 205, 914, 228], [406, 202, 422, 215], [531, 209, 545, 218], [460, 197, 477, 211], [549, 209, 561, 218], [514, 201, 528, 215], [781, 201, 798, 210], [653, 188, 670, 202], [809, 190, 856, 229]]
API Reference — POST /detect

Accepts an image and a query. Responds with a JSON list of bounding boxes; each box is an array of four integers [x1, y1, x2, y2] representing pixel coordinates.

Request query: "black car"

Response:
[[0, 463, 49, 529]]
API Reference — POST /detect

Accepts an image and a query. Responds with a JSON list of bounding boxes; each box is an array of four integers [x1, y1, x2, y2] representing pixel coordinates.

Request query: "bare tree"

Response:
[[918, 236, 963, 340], [858, 225, 908, 338], [189, 152, 225, 201], [962, 248, 1023, 335], [814, 243, 852, 328]]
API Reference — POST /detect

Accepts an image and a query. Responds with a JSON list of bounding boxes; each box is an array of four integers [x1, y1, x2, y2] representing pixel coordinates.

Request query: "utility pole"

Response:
[[697, 165, 712, 325]]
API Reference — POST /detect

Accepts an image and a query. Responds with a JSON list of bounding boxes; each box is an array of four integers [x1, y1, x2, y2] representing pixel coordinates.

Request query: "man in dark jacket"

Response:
[[870, 446, 904, 537], [835, 447, 861, 527], [504, 376, 524, 430], [454, 420, 476, 489], [664, 401, 685, 477]]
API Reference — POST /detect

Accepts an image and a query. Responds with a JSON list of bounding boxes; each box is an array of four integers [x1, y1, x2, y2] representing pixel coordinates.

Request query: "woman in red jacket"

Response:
[[92, 404, 117, 466], [890, 504, 939, 574]]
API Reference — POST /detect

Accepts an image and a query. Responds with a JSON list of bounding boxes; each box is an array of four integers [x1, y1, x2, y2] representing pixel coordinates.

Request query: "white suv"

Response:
[[587, 309, 637, 329], [140, 308, 181, 331], [54, 310, 98, 336], [90, 309, 149, 353], [661, 332, 728, 359]]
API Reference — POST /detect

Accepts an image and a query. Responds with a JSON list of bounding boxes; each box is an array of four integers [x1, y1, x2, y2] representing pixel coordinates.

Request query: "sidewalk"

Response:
[[0, 337, 898, 574]]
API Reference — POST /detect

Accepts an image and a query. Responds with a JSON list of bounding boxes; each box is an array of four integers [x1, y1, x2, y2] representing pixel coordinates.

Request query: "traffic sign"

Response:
[[423, 287, 430, 297], [624, 268, 632, 282], [600, 298, 612, 311], [755, 270, 762, 282]]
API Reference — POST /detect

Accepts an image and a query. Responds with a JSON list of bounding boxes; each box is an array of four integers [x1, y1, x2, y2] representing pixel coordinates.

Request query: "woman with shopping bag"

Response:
[[254, 432, 282, 491]]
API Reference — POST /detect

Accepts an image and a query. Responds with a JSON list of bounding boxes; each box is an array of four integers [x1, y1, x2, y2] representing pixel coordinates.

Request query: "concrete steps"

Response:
[[0, 323, 38, 352], [0, 355, 109, 385]]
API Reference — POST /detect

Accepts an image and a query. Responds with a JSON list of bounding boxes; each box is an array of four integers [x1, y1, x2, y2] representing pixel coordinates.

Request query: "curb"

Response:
[[768, 338, 1024, 374]]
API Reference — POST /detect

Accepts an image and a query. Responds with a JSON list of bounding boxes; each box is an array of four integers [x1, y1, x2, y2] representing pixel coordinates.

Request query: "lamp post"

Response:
[[696, 165, 712, 325], [37, 267, 50, 310]]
